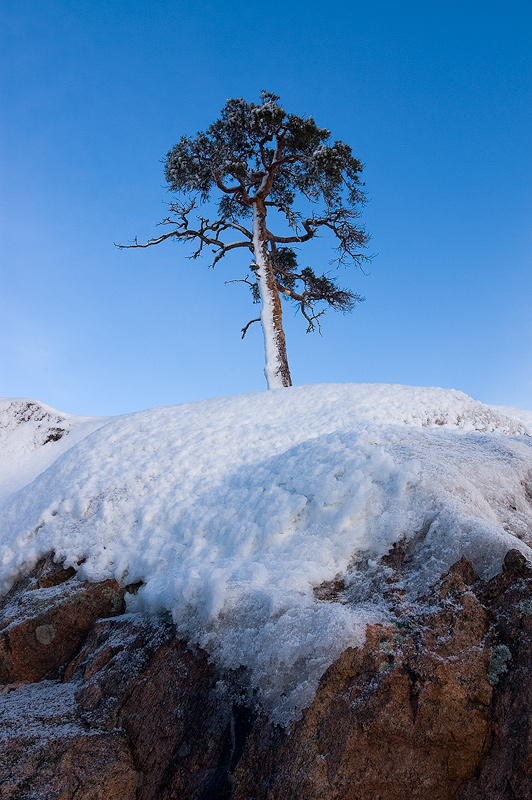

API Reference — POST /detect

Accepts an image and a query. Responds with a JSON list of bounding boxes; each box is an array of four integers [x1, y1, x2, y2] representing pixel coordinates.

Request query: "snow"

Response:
[[0, 384, 531, 724], [490, 404, 532, 431], [0, 398, 107, 503]]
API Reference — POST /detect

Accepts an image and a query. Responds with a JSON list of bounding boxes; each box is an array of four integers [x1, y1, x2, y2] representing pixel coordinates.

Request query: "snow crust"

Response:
[[1, 384, 531, 724]]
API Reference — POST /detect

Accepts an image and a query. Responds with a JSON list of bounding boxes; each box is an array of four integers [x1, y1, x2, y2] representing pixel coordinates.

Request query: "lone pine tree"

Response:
[[119, 92, 370, 389]]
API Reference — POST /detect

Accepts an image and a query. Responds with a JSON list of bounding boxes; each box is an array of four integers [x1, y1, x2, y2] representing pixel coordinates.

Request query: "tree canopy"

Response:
[[119, 92, 370, 388]]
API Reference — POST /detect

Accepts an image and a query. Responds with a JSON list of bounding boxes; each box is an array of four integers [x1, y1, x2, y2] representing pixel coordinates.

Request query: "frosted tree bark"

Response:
[[252, 200, 292, 389]]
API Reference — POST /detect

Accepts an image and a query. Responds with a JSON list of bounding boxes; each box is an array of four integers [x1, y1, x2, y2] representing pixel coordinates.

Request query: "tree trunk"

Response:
[[252, 200, 292, 389]]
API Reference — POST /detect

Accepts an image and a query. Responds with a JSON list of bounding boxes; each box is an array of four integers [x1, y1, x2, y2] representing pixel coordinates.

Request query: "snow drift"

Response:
[[1, 384, 531, 724]]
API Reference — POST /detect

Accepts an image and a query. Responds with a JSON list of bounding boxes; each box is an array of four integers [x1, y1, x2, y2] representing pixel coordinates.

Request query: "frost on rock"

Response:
[[0, 681, 83, 743], [0, 383, 531, 725]]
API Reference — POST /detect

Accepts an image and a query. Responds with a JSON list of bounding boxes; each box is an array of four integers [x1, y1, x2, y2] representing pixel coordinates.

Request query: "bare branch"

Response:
[[220, 220, 253, 239], [255, 136, 284, 200], [241, 317, 261, 339], [212, 240, 254, 267], [258, 135, 273, 169], [277, 284, 303, 301], [214, 172, 253, 207], [270, 219, 317, 244], [115, 231, 182, 249], [300, 303, 326, 334], [213, 172, 242, 194], [117, 199, 253, 264], [225, 274, 256, 289], [276, 280, 326, 333]]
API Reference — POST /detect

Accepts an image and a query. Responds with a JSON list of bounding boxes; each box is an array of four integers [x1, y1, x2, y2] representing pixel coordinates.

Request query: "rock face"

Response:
[[1, 552, 532, 799]]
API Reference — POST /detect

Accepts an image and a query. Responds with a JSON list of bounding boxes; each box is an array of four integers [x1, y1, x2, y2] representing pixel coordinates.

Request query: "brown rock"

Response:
[[0, 680, 138, 799], [231, 558, 492, 800], [0, 564, 127, 683], [454, 550, 532, 800], [67, 614, 242, 799], [119, 638, 238, 800]]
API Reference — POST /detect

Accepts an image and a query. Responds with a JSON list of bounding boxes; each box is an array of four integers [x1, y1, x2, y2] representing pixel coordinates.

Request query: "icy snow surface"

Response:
[[1, 384, 532, 724]]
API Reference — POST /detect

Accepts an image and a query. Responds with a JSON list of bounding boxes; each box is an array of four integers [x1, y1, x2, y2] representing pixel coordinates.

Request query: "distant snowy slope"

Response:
[[0, 384, 531, 724], [0, 399, 107, 502], [490, 404, 532, 431]]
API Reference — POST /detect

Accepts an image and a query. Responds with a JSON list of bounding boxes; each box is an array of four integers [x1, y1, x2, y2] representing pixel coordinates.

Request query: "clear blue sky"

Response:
[[1, 0, 531, 415]]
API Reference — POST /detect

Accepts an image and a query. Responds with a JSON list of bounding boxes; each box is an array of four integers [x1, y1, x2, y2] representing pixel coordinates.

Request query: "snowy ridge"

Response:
[[0, 398, 76, 455], [0, 384, 531, 724], [490, 404, 532, 432], [0, 399, 107, 503]]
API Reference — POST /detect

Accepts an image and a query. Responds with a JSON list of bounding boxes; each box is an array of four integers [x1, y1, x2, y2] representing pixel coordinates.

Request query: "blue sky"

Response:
[[1, 0, 531, 415]]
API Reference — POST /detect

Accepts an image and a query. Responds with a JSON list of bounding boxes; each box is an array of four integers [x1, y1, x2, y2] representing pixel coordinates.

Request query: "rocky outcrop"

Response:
[[2, 552, 532, 799]]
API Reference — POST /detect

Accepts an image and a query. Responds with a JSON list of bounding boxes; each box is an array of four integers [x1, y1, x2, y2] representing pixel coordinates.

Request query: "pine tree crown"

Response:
[[164, 90, 366, 221]]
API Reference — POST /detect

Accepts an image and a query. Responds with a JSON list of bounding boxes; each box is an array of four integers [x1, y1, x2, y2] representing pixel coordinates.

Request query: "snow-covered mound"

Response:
[[1, 384, 531, 724]]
